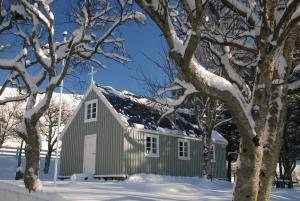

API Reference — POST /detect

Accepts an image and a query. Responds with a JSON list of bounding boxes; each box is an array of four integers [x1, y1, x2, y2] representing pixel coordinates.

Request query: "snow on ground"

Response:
[[0, 156, 300, 201], [0, 156, 56, 181]]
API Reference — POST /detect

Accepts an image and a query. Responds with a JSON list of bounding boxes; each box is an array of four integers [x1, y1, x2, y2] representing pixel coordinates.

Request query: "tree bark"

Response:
[[279, 156, 283, 179], [15, 140, 24, 180], [257, 29, 298, 201], [227, 155, 232, 182], [24, 119, 41, 192], [233, 135, 263, 201], [43, 146, 52, 174], [203, 126, 213, 179]]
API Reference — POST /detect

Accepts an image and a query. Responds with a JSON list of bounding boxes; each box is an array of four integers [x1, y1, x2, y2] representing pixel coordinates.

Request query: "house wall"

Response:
[[60, 90, 125, 176], [211, 143, 227, 178], [124, 129, 203, 177]]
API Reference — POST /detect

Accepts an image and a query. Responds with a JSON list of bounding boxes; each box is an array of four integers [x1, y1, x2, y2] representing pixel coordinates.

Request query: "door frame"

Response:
[[83, 134, 97, 174]]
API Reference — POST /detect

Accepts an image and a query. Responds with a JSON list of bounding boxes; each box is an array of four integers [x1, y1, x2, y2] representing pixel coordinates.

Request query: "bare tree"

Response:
[[0, 0, 144, 191], [40, 100, 74, 174], [136, 1, 300, 201], [0, 101, 23, 148], [136, 52, 226, 179]]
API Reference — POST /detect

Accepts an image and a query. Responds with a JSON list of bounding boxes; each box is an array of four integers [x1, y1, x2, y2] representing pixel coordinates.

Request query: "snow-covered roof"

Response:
[[211, 130, 228, 145], [96, 84, 202, 137]]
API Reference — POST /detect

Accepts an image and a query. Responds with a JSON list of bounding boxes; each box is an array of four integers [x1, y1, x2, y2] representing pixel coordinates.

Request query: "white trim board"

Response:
[[60, 84, 93, 139], [60, 84, 127, 139], [128, 127, 202, 141], [93, 174, 127, 178]]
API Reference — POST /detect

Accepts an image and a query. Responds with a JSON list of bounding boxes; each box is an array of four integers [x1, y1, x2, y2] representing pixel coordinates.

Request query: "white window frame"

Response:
[[178, 139, 190, 160], [211, 144, 216, 162], [84, 99, 98, 123], [144, 134, 159, 157]]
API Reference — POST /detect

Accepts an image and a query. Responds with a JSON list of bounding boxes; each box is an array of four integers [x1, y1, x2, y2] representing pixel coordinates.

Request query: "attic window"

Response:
[[178, 139, 190, 160], [85, 99, 97, 123], [145, 134, 159, 157]]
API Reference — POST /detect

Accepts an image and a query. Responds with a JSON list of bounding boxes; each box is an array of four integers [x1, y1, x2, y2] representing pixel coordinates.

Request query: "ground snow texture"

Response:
[[0, 156, 300, 201]]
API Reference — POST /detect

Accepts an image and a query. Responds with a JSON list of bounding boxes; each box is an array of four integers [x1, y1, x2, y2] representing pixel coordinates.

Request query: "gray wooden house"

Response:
[[60, 84, 228, 179]]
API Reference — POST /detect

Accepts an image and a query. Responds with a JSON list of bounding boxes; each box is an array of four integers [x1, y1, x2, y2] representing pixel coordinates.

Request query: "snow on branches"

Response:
[[0, 0, 145, 191]]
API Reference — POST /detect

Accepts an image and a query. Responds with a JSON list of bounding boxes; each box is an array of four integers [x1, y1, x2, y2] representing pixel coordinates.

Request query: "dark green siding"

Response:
[[124, 129, 203, 177], [60, 89, 125, 176], [211, 143, 227, 178]]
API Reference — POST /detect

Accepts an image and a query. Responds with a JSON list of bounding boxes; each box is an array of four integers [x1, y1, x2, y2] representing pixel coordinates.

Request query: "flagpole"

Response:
[[54, 31, 67, 184]]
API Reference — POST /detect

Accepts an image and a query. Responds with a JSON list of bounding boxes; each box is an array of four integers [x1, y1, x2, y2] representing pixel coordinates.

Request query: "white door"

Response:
[[83, 134, 96, 174]]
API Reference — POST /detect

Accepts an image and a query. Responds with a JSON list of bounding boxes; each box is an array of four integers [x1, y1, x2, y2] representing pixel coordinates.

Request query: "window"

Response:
[[84, 99, 97, 122], [178, 139, 190, 160], [210, 144, 216, 162], [145, 134, 159, 157]]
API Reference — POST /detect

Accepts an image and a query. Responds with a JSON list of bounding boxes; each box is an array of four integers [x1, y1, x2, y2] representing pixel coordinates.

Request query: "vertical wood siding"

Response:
[[124, 129, 203, 177], [60, 90, 124, 176], [211, 143, 227, 178]]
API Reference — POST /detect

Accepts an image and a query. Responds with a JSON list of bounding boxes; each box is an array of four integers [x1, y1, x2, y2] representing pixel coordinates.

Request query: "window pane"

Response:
[[93, 102, 96, 108], [179, 147, 183, 152], [184, 152, 188, 157], [87, 114, 91, 119], [146, 147, 150, 154], [152, 143, 157, 149], [179, 151, 183, 156], [184, 142, 188, 147], [87, 104, 91, 109], [146, 142, 151, 148], [146, 137, 151, 143], [179, 141, 183, 147], [184, 146, 188, 152], [152, 148, 157, 154], [152, 137, 157, 143]]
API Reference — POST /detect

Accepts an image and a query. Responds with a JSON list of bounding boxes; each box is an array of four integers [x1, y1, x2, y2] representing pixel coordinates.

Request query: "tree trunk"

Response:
[[15, 140, 24, 180], [24, 119, 41, 192], [233, 135, 263, 201], [203, 128, 213, 179], [43, 146, 52, 174], [257, 29, 297, 201], [227, 155, 232, 182], [279, 156, 283, 179]]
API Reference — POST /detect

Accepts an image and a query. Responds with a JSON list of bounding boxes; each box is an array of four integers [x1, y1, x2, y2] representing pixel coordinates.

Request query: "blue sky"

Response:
[[54, 1, 167, 96], [0, 1, 167, 96]]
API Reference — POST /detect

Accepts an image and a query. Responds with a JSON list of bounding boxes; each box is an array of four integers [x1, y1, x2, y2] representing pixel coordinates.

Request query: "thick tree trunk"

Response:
[[24, 119, 41, 192], [233, 135, 263, 201], [43, 146, 52, 174], [257, 30, 297, 201]]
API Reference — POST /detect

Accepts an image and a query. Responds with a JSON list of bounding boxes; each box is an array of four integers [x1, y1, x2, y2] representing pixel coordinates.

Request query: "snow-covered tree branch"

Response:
[[137, 0, 300, 201], [0, 0, 144, 192]]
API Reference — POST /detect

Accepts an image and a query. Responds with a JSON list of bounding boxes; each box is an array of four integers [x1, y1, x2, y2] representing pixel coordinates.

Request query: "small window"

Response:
[[145, 134, 159, 157], [178, 139, 190, 160], [85, 99, 97, 122], [210, 144, 216, 162]]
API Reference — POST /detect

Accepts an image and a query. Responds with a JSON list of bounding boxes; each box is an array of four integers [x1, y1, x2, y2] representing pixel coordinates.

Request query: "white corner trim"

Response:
[[128, 127, 202, 141]]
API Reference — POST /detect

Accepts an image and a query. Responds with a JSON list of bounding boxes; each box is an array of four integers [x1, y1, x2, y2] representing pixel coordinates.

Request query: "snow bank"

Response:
[[0, 181, 65, 201]]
